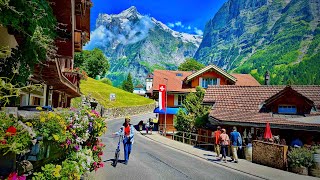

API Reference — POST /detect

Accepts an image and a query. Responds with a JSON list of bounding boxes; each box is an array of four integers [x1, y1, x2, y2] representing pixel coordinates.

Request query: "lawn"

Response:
[[72, 78, 154, 108]]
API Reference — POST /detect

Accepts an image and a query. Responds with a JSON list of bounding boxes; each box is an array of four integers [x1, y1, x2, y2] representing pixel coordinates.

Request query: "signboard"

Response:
[[159, 84, 166, 110], [110, 93, 116, 101]]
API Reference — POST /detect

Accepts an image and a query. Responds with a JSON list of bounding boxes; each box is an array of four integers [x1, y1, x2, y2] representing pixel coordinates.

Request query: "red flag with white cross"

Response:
[[159, 84, 166, 110]]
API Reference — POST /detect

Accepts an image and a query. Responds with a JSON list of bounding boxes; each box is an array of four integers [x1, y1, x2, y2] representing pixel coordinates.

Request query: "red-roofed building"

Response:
[[203, 85, 320, 144], [148, 65, 260, 132]]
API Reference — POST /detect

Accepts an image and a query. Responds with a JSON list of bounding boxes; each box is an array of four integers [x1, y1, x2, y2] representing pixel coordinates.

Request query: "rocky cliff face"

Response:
[[195, 0, 320, 84], [88, 6, 202, 86]]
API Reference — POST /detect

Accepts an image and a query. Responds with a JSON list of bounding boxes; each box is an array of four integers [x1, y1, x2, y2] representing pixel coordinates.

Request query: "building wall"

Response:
[[167, 94, 175, 107], [146, 78, 153, 91], [191, 71, 230, 88], [159, 114, 175, 130], [268, 93, 313, 114]]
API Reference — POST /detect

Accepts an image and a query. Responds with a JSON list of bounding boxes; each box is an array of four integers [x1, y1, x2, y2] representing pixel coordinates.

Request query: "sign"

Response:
[[110, 93, 116, 101], [159, 84, 166, 110]]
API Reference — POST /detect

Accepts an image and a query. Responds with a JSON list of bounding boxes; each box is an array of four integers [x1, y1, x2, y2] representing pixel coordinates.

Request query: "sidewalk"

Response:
[[140, 132, 318, 180]]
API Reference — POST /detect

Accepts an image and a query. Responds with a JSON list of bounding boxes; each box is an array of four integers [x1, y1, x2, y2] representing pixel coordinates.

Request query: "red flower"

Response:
[[6, 126, 17, 136], [0, 140, 6, 144]]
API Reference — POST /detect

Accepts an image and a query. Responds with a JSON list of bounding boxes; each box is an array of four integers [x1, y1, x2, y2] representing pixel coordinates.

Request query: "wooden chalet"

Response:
[[147, 65, 261, 132], [21, 0, 92, 108], [203, 85, 320, 145]]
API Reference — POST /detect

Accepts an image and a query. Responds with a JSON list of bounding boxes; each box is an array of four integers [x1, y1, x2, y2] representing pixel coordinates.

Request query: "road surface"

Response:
[[94, 113, 261, 180]]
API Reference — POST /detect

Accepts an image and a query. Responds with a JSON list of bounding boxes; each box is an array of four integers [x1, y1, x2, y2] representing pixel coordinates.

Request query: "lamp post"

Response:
[[164, 78, 168, 136]]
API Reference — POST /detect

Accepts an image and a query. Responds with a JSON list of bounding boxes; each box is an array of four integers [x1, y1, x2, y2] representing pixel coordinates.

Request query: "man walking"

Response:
[[230, 126, 242, 163], [213, 126, 222, 159]]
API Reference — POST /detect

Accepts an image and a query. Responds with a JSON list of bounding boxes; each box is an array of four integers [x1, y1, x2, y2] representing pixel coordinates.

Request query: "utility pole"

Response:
[[164, 78, 168, 136]]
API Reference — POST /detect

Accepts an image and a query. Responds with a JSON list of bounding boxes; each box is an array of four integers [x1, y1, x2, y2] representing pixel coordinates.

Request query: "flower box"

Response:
[[0, 152, 16, 177]]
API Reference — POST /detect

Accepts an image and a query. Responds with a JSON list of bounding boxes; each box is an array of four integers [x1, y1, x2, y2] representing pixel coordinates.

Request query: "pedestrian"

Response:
[[113, 116, 135, 165], [138, 120, 143, 131], [230, 126, 242, 163], [213, 126, 222, 159], [145, 121, 150, 134], [149, 118, 154, 134], [219, 128, 230, 163]]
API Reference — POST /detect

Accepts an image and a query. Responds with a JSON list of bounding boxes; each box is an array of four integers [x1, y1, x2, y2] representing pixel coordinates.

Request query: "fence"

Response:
[[158, 125, 214, 150]]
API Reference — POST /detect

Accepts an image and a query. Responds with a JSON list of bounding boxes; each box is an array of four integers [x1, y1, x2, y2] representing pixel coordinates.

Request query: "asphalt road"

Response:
[[94, 113, 261, 180]]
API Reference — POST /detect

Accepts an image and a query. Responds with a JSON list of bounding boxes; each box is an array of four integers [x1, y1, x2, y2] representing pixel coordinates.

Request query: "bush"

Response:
[[288, 147, 314, 168], [100, 78, 112, 86]]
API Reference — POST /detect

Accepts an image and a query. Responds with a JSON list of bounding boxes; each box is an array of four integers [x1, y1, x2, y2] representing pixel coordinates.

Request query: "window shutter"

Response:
[[217, 78, 220, 86], [199, 77, 203, 87]]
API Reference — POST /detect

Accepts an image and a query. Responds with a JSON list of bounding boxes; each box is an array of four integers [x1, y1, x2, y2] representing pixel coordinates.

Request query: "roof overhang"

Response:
[[208, 116, 320, 132], [185, 65, 237, 83]]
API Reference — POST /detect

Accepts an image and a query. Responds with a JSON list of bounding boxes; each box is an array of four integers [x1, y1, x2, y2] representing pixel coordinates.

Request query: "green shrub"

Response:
[[288, 147, 314, 168], [100, 78, 112, 86]]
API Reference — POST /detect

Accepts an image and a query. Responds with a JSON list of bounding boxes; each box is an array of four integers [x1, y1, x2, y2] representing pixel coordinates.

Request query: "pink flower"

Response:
[[98, 162, 104, 168], [93, 146, 98, 151], [74, 145, 80, 151]]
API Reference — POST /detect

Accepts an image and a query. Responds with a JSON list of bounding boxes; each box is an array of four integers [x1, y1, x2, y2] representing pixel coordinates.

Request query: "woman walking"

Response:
[[219, 128, 230, 163], [114, 116, 135, 165]]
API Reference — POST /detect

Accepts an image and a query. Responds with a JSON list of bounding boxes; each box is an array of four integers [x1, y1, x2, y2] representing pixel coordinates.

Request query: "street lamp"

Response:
[[164, 78, 168, 136]]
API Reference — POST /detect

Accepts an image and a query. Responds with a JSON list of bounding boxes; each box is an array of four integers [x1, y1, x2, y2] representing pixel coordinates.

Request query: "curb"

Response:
[[139, 133, 269, 180]]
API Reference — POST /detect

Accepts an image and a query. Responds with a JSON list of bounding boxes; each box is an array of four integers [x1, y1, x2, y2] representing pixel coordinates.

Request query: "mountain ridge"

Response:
[[194, 0, 320, 85], [87, 6, 202, 86]]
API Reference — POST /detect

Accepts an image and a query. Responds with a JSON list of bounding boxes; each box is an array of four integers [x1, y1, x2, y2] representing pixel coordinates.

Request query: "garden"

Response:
[[0, 99, 107, 179]]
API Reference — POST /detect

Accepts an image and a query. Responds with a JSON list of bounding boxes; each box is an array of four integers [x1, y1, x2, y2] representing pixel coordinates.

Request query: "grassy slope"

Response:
[[72, 78, 154, 108]]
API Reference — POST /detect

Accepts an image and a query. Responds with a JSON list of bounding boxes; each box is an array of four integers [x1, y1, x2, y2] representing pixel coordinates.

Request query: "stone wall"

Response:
[[101, 103, 156, 119], [252, 140, 288, 170]]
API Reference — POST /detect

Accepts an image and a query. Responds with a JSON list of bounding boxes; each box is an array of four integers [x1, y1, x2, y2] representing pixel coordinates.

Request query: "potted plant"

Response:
[[288, 147, 313, 175], [310, 145, 320, 177]]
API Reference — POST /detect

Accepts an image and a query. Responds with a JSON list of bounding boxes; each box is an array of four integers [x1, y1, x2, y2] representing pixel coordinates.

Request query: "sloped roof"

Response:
[[203, 85, 320, 129], [231, 74, 260, 86], [151, 70, 194, 92], [186, 65, 237, 83]]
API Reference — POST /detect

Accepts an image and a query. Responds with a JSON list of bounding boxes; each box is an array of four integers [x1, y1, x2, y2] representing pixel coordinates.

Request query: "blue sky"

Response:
[[91, 0, 227, 35]]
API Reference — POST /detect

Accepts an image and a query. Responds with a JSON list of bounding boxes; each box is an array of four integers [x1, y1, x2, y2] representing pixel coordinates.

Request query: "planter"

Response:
[[1, 107, 18, 117], [291, 166, 308, 175], [313, 150, 320, 169], [310, 168, 320, 178], [0, 152, 16, 177]]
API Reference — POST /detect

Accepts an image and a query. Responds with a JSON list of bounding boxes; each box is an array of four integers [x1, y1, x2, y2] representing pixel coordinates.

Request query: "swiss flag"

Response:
[[159, 84, 166, 110]]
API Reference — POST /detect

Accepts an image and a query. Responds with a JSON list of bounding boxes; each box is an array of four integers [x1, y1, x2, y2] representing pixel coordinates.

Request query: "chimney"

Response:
[[264, 71, 270, 85]]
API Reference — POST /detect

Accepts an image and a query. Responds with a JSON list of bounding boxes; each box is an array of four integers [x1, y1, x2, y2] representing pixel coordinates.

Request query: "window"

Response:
[[278, 105, 297, 114], [176, 73, 183, 77], [177, 95, 185, 106], [32, 97, 41, 106], [202, 78, 217, 88]]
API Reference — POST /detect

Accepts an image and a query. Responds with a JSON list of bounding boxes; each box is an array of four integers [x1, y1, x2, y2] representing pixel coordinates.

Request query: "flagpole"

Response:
[[164, 78, 168, 136]]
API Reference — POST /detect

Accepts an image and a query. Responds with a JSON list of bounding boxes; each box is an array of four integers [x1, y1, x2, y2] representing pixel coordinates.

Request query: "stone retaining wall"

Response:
[[101, 103, 156, 119]]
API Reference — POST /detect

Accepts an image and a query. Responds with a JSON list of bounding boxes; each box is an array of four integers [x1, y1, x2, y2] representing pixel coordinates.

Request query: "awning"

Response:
[[153, 107, 186, 115]]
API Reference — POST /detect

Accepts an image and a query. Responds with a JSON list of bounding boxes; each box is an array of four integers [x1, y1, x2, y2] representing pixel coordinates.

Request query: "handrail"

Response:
[[158, 124, 214, 147]]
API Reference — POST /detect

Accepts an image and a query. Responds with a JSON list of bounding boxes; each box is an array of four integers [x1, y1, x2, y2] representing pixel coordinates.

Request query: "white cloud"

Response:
[[84, 16, 154, 50], [167, 23, 175, 28], [187, 26, 191, 30], [194, 27, 203, 36], [175, 21, 182, 27]]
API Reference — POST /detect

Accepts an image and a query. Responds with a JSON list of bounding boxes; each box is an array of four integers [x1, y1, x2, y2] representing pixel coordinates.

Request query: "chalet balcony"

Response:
[[74, 30, 82, 52], [62, 68, 84, 88]]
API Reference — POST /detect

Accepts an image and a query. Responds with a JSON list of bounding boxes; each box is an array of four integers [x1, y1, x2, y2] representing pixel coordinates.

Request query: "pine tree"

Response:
[[122, 73, 134, 92]]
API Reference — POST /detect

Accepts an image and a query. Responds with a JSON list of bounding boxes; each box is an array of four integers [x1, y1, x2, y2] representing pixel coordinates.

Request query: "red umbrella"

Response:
[[264, 122, 273, 139]]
